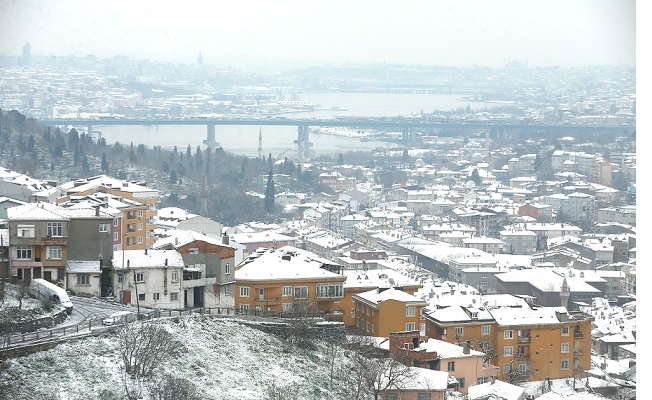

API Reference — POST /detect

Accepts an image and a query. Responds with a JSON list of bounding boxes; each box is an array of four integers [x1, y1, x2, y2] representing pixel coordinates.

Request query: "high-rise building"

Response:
[[22, 42, 31, 66]]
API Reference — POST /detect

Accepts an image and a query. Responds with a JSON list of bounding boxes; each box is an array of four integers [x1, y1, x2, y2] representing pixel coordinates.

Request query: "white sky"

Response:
[[0, 0, 636, 70]]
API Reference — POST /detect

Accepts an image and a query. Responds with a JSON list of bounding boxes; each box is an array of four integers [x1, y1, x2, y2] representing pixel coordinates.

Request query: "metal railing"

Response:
[[0, 306, 343, 351]]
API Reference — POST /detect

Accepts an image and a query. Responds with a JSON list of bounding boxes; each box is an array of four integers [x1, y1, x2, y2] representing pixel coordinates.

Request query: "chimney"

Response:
[[165, 258, 168, 266], [94, 205, 100, 216], [145, 248, 148, 255], [222, 232, 229, 245], [463, 340, 470, 354]]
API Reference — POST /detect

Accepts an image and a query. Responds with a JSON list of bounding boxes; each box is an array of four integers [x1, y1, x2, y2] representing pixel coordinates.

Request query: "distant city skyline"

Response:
[[0, 0, 637, 72]]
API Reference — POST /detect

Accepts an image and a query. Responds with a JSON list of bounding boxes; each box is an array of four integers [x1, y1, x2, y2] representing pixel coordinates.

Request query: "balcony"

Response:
[[517, 336, 531, 344], [573, 330, 584, 338], [573, 348, 584, 356]]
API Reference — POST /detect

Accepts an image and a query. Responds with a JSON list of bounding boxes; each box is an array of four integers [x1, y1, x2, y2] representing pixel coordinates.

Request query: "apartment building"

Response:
[[353, 287, 428, 338], [57, 175, 159, 248], [234, 246, 346, 317]]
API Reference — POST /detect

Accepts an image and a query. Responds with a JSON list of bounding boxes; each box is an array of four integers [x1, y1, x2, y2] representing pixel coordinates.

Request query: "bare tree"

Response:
[[345, 336, 416, 400], [16, 279, 31, 310], [149, 373, 201, 400], [119, 321, 176, 378]]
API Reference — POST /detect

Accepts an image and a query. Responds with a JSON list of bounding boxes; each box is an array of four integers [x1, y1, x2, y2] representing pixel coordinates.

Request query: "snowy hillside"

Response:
[[0, 316, 362, 400]]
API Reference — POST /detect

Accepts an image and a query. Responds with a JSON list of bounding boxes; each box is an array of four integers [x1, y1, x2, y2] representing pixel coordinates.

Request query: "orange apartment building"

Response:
[[57, 175, 159, 249], [423, 301, 594, 382], [353, 287, 428, 338], [341, 268, 422, 327], [234, 246, 346, 317]]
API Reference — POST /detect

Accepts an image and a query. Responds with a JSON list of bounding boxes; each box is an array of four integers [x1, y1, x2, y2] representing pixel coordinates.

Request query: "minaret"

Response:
[[258, 127, 263, 160], [560, 277, 570, 309]]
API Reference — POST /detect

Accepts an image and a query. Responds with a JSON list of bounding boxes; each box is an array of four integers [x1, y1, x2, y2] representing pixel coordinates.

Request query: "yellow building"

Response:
[[353, 287, 428, 338], [234, 246, 346, 317], [342, 268, 422, 327]]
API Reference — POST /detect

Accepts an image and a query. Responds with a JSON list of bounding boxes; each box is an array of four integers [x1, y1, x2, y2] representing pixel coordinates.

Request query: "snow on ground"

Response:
[[0, 316, 359, 400], [1, 283, 42, 311]]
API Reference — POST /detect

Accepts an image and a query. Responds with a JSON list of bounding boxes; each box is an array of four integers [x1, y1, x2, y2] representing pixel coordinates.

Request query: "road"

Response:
[[60, 296, 147, 327]]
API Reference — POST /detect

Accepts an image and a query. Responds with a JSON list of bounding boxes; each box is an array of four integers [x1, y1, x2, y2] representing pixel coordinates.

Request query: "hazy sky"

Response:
[[0, 0, 636, 71]]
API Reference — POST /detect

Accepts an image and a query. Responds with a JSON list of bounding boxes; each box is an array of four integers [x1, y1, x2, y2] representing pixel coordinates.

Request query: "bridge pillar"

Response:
[[203, 123, 220, 150], [294, 125, 313, 162]]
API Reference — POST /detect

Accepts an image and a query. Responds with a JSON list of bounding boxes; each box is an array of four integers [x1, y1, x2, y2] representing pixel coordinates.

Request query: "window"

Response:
[[138, 293, 145, 301], [447, 361, 455, 371], [561, 343, 570, 353], [170, 293, 178, 301], [406, 323, 416, 331], [503, 364, 512, 374], [46, 246, 62, 260], [458, 378, 465, 388], [481, 273, 488, 278], [282, 303, 292, 312], [420, 323, 426, 336], [137, 236, 143, 244], [366, 322, 370, 332], [117, 273, 123, 284], [517, 363, 528, 373], [99, 223, 110, 232], [316, 283, 343, 298], [113, 232, 118, 241], [281, 286, 292, 297], [417, 394, 430, 400], [454, 326, 464, 337], [386, 394, 398, 400], [504, 330, 514, 339], [406, 306, 415, 316], [135, 273, 144, 283], [240, 287, 250, 297], [187, 247, 199, 254], [137, 210, 144, 218], [17, 225, 35, 238], [442, 328, 447, 339], [137, 223, 143, 231], [477, 377, 489, 384], [153, 293, 160, 301], [239, 304, 250, 314], [482, 325, 491, 335], [76, 274, 89, 285], [481, 280, 488, 286], [561, 326, 570, 336], [561, 360, 569, 370], [46, 222, 63, 237], [504, 346, 514, 356], [294, 286, 308, 299], [114, 218, 119, 227], [225, 263, 230, 275], [16, 246, 32, 259]]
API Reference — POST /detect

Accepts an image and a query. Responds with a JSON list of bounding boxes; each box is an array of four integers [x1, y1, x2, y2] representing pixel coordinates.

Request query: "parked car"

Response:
[[102, 311, 133, 326]]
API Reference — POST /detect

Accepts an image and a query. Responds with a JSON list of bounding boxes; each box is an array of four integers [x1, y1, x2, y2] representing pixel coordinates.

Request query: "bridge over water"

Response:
[[38, 117, 633, 161]]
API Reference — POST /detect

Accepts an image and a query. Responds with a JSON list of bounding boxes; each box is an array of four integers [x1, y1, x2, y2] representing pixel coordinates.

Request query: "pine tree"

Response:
[[101, 152, 109, 173], [81, 155, 90, 172], [264, 169, 275, 214]]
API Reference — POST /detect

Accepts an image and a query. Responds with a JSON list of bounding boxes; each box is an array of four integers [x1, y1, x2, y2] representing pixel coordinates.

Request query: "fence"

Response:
[[0, 306, 343, 353]]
